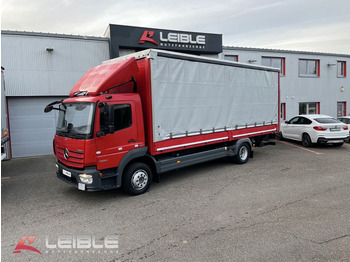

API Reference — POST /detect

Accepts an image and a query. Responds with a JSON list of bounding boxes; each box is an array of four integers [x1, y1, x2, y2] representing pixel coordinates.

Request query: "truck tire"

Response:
[[122, 162, 153, 195], [234, 143, 251, 164]]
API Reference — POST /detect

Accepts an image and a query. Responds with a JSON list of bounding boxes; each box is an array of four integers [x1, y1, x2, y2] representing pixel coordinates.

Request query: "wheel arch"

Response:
[[124, 155, 158, 182], [233, 138, 253, 156], [116, 147, 158, 186], [301, 131, 314, 142]]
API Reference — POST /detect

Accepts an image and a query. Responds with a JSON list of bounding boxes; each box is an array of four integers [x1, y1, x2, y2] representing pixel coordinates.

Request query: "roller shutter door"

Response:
[[8, 97, 65, 158]]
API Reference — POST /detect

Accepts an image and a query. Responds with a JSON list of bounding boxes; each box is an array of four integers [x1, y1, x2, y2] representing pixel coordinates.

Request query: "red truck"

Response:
[[45, 49, 280, 195]]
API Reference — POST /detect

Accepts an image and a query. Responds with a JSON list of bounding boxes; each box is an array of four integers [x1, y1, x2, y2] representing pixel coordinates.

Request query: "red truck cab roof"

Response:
[[69, 57, 139, 97]]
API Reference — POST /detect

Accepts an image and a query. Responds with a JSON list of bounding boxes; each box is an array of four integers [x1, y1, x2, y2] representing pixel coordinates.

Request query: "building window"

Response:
[[299, 59, 320, 77], [262, 57, 285, 75], [337, 61, 347, 77], [337, 102, 347, 117], [281, 103, 286, 120], [224, 55, 238, 62], [299, 102, 320, 115]]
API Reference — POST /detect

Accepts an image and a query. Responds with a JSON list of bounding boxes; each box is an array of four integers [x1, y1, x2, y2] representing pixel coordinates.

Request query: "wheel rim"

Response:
[[239, 146, 248, 161], [131, 169, 148, 190], [302, 135, 309, 146]]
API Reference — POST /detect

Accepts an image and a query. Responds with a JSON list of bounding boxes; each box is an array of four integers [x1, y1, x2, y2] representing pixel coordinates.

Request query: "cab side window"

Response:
[[100, 104, 132, 133], [113, 104, 132, 131]]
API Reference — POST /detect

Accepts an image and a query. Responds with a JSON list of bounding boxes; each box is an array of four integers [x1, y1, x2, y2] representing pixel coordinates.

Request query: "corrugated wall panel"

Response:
[[1, 33, 110, 96], [8, 97, 66, 158]]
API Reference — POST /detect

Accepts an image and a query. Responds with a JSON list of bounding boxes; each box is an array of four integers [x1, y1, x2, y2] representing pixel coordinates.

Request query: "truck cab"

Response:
[[52, 93, 146, 191]]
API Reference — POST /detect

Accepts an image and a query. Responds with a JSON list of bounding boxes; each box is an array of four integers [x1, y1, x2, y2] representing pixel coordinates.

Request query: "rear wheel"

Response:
[[122, 162, 153, 195], [234, 143, 251, 164], [302, 133, 312, 147]]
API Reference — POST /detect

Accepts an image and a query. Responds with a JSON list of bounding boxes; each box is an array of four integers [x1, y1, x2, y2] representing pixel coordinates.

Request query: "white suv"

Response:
[[338, 116, 350, 142], [280, 114, 349, 147]]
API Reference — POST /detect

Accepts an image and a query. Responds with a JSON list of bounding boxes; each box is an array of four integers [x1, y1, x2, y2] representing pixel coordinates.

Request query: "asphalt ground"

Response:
[[1, 140, 350, 262]]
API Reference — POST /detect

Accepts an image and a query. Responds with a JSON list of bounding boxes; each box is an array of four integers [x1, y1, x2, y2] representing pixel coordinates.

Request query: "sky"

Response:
[[2, 0, 350, 54]]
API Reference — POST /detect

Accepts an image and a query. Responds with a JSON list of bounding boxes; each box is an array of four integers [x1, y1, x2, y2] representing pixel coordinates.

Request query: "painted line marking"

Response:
[[344, 143, 350, 147], [276, 140, 323, 155], [1, 177, 10, 180]]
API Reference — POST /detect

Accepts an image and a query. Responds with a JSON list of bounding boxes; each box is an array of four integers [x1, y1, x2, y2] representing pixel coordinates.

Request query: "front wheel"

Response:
[[276, 132, 284, 141], [234, 143, 251, 164], [122, 163, 153, 195]]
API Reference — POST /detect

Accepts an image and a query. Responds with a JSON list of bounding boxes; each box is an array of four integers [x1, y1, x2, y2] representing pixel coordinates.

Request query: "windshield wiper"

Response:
[[73, 91, 88, 97]]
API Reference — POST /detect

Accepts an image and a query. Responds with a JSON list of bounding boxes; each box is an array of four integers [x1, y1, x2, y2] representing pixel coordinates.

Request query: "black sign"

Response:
[[105, 24, 223, 58]]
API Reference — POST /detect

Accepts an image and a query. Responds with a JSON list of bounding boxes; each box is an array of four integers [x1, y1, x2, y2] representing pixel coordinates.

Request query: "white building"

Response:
[[1, 31, 110, 158], [1, 28, 349, 158], [221, 47, 350, 121]]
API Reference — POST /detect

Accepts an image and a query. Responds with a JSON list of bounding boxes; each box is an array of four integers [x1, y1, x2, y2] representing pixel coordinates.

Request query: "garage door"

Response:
[[8, 97, 66, 158]]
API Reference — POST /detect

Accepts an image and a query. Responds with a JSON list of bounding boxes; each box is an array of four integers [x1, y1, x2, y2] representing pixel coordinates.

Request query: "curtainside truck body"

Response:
[[45, 49, 280, 195]]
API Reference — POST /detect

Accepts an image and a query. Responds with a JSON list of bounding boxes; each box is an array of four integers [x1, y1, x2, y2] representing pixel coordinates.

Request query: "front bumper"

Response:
[[56, 160, 119, 191]]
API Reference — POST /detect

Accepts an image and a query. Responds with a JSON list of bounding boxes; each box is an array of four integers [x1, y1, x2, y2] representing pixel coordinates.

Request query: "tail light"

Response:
[[313, 126, 327, 131], [344, 126, 349, 130]]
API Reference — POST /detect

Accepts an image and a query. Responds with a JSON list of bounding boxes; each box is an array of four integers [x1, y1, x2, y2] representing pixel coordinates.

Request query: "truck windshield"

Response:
[[56, 103, 95, 139]]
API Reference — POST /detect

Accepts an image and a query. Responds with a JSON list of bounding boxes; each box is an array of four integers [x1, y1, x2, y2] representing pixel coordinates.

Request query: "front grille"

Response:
[[56, 146, 84, 168]]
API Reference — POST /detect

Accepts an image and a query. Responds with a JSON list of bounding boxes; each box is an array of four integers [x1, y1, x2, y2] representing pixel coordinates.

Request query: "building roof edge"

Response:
[[1, 30, 109, 41], [223, 46, 350, 58]]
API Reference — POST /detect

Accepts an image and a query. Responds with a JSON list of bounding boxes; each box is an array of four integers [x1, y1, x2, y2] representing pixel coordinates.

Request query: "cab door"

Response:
[[96, 101, 138, 170]]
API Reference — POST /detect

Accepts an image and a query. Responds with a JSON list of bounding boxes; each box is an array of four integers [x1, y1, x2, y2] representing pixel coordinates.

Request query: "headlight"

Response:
[[79, 174, 93, 184], [55, 164, 59, 171]]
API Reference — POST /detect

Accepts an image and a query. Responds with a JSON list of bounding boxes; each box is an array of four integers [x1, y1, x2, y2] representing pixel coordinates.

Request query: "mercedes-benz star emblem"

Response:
[[64, 148, 69, 160]]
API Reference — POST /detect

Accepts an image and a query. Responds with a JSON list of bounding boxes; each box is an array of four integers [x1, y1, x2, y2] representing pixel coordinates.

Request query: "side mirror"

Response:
[[106, 105, 115, 134], [44, 100, 64, 113], [44, 105, 53, 113], [285, 120, 289, 124], [98, 104, 115, 136]]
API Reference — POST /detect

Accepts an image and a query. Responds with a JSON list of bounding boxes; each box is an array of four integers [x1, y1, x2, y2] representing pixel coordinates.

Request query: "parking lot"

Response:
[[2, 140, 350, 262]]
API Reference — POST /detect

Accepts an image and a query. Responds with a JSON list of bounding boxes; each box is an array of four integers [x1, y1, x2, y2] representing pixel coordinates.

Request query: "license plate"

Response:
[[62, 169, 71, 177], [330, 128, 340, 132]]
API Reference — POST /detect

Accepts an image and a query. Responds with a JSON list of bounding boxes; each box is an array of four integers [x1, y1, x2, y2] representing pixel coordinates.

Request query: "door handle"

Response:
[[128, 139, 137, 143]]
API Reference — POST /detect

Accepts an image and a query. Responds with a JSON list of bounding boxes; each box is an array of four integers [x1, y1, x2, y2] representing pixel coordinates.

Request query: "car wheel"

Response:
[[276, 132, 284, 140], [234, 143, 251, 164], [122, 163, 153, 195], [301, 133, 312, 147], [332, 143, 344, 147]]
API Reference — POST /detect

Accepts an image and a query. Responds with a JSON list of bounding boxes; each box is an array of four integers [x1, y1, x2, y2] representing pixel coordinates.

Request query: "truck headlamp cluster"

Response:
[[79, 174, 93, 184]]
